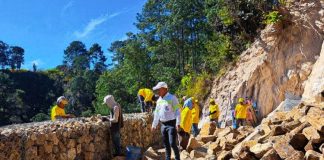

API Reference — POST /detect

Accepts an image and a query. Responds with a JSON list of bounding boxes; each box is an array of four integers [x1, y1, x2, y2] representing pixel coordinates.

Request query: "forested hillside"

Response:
[[0, 0, 280, 126]]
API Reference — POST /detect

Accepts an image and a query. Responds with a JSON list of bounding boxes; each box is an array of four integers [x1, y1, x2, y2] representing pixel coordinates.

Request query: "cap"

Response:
[[153, 82, 168, 90], [57, 96, 68, 105], [102, 95, 113, 105], [210, 99, 215, 103], [239, 98, 244, 103]]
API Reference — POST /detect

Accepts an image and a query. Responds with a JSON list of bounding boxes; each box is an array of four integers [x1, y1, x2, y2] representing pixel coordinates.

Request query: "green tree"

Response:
[[65, 70, 98, 115], [0, 41, 9, 69], [95, 70, 139, 114], [0, 72, 25, 125], [9, 46, 24, 70], [30, 113, 49, 122], [89, 43, 107, 74], [108, 40, 126, 66], [63, 41, 89, 73]]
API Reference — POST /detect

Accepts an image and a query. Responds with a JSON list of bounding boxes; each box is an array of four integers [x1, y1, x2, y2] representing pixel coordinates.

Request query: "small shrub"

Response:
[[177, 72, 212, 101], [30, 113, 49, 122], [81, 109, 94, 117], [263, 11, 282, 24], [95, 104, 110, 115]]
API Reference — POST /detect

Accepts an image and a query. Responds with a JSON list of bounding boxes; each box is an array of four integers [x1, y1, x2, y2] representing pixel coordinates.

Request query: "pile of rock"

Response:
[[143, 102, 324, 160], [232, 102, 324, 160], [143, 122, 255, 160]]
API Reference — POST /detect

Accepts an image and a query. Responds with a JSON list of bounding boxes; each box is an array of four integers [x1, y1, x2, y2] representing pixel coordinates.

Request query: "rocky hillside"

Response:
[[143, 101, 324, 160], [205, 0, 324, 122], [141, 0, 324, 159]]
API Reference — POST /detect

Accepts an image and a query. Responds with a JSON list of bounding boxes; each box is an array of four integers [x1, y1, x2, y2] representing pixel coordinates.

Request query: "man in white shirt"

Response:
[[151, 82, 180, 160]]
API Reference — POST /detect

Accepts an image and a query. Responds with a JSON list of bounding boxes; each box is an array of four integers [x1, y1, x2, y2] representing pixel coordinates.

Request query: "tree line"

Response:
[[0, 41, 108, 125], [0, 0, 279, 126], [94, 0, 277, 114], [0, 40, 25, 70]]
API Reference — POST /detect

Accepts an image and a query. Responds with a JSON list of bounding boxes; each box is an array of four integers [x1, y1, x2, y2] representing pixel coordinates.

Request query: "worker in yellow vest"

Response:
[[51, 96, 75, 121], [179, 97, 193, 150], [208, 99, 220, 127], [191, 99, 200, 137], [138, 88, 155, 112], [235, 98, 249, 127]]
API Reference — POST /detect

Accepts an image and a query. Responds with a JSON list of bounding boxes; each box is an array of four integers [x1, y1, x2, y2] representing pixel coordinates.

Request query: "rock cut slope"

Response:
[[205, 0, 324, 122]]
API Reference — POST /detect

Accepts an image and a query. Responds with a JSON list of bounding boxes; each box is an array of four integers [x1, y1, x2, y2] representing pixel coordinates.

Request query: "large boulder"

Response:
[[260, 149, 281, 160], [186, 137, 202, 153], [302, 126, 323, 143], [302, 41, 324, 103], [143, 147, 159, 160], [305, 150, 323, 160], [273, 136, 299, 159], [250, 142, 273, 158], [190, 147, 208, 159]]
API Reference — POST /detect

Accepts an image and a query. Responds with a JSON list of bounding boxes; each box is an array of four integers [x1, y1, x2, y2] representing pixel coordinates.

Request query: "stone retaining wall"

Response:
[[0, 113, 160, 160]]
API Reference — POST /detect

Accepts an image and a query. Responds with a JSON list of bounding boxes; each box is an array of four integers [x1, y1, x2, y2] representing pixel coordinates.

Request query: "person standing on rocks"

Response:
[[151, 82, 181, 160], [208, 99, 220, 127], [191, 99, 200, 137], [235, 98, 249, 127], [180, 96, 187, 109], [179, 97, 193, 150], [102, 95, 124, 157], [51, 96, 75, 121]]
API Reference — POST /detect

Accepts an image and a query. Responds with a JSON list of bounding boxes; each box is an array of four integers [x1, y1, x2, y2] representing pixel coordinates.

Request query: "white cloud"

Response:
[[31, 59, 44, 66], [73, 12, 122, 38], [119, 35, 128, 41], [21, 59, 44, 70], [61, 0, 74, 15]]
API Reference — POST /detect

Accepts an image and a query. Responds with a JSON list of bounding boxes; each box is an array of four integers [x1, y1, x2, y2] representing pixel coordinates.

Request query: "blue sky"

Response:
[[0, 0, 146, 69]]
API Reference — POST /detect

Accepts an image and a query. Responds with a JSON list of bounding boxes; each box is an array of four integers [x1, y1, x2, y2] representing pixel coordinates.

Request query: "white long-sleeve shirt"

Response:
[[152, 93, 180, 128]]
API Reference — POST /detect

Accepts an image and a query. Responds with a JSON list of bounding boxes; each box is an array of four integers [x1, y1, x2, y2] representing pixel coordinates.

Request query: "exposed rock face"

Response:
[[302, 41, 324, 103], [0, 113, 160, 160], [205, 0, 324, 123]]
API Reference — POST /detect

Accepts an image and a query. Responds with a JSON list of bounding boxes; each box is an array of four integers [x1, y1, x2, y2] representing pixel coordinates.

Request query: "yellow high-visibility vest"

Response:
[[235, 104, 248, 119], [138, 88, 154, 102], [209, 104, 219, 119], [51, 105, 66, 121], [180, 107, 192, 133]]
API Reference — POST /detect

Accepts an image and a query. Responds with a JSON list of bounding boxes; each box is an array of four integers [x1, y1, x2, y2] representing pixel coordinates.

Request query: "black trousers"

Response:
[[161, 120, 180, 160], [237, 118, 245, 127]]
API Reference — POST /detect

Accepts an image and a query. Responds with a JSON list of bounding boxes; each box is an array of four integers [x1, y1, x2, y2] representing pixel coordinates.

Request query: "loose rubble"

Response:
[[143, 102, 324, 160]]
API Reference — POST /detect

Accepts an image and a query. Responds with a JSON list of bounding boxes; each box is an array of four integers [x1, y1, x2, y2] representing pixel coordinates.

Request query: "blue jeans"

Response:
[[191, 123, 199, 137], [111, 129, 121, 156], [161, 120, 180, 160]]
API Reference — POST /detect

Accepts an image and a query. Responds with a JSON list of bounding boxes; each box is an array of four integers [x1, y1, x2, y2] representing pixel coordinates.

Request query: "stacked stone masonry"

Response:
[[0, 113, 160, 160]]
